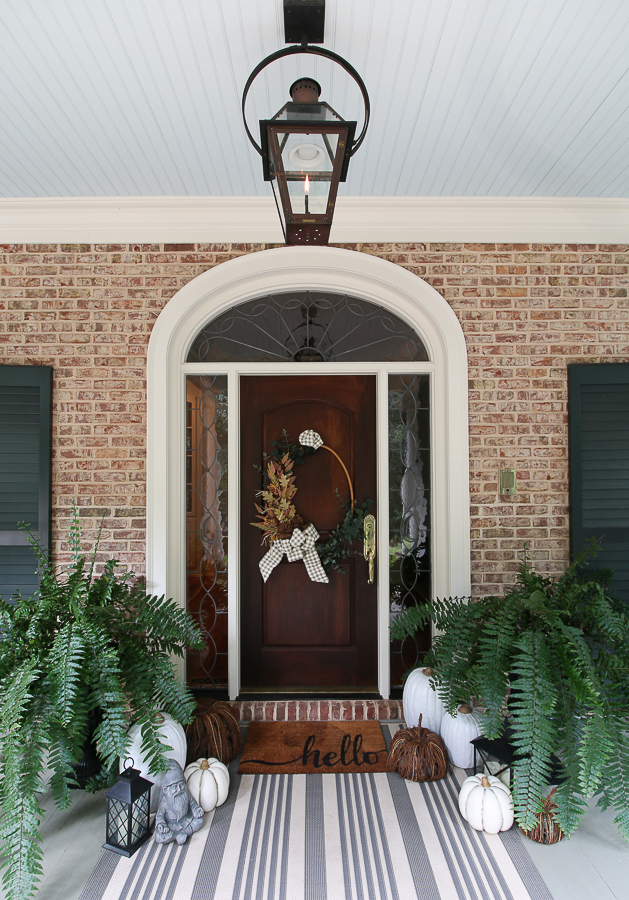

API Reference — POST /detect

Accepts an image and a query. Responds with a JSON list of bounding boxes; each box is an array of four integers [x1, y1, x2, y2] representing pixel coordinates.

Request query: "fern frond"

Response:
[[389, 603, 430, 643], [578, 708, 613, 798], [554, 623, 599, 706], [476, 595, 519, 738], [597, 713, 629, 840], [553, 684, 588, 836], [47, 726, 81, 809], [520, 589, 560, 627], [0, 658, 40, 737], [509, 630, 558, 830], [48, 623, 86, 726], [131, 592, 204, 653], [151, 653, 196, 725], [128, 714, 172, 777], [0, 791, 44, 900], [429, 595, 487, 711], [79, 621, 128, 770], [0, 661, 46, 900]]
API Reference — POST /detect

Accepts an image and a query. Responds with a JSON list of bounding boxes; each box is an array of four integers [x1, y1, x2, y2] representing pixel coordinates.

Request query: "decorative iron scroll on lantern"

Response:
[[241, 2, 370, 246]]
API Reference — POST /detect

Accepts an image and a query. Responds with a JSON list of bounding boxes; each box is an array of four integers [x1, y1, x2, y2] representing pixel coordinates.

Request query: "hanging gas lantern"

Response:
[[242, 45, 370, 246], [103, 758, 153, 857], [258, 74, 356, 245]]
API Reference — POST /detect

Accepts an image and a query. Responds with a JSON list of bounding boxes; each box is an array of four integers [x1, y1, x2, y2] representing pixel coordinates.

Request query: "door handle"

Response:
[[363, 514, 376, 585]]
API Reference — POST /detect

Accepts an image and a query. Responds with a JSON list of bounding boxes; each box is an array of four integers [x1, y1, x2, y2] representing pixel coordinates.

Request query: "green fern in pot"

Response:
[[391, 553, 629, 839], [0, 506, 204, 900]]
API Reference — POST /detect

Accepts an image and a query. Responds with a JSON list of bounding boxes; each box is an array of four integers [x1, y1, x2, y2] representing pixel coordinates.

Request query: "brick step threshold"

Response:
[[228, 699, 404, 722]]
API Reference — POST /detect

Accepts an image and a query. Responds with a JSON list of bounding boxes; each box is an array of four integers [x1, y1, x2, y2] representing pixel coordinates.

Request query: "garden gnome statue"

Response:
[[155, 760, 204, 845]]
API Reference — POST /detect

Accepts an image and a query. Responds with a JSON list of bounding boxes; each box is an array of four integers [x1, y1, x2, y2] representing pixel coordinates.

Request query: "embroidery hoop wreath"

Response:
[[251, 429, 372, 575]]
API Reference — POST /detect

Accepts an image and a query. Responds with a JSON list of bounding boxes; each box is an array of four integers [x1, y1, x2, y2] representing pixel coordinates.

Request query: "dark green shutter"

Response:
[[0, 366, 52, 600], [569, 363, 629, 602]]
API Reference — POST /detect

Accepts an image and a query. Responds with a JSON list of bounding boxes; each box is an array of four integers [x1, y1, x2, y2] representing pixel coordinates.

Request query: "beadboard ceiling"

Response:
[[1, 0, 628, 201]]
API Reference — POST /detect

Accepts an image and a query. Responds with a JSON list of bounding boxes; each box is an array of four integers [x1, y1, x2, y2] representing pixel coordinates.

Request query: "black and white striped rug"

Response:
[[80, 727, 551, 900]]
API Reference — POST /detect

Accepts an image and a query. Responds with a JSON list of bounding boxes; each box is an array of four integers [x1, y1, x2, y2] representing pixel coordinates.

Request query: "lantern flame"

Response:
[[304, 175, 310, 194]]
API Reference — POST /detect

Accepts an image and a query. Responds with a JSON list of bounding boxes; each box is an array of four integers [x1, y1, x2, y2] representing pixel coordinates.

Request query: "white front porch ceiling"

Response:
[[1, 0, 628, 200]]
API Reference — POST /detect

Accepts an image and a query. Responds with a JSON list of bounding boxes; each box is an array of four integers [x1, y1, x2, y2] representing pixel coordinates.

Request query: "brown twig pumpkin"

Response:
[[185, 699, 242, 766], [521, 787, 564, 844], [387, 715, 448, 782]]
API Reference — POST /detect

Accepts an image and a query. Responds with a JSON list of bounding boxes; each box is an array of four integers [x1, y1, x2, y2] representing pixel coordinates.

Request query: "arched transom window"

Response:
[[187, 291, 429, 363]]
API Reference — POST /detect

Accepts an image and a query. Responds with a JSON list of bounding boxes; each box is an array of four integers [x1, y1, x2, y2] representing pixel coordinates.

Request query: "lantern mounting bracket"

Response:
[[284, 0, 325, 45], [241, 44, 370, 159]]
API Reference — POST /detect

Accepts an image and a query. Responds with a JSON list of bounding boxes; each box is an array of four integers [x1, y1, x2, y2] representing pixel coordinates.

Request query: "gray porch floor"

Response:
[[4, 747, 629, 900]]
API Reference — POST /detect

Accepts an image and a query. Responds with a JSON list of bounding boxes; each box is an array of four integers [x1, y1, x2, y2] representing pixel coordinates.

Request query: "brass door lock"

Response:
[[363, 514, 376, 585]]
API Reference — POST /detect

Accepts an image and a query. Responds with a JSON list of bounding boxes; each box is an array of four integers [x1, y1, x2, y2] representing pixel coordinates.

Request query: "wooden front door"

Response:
[[240, 375, 377, 690]]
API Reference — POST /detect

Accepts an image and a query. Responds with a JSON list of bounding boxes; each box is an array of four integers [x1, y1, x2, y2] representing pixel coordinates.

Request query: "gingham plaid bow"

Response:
[[259, 523, 329, 584]]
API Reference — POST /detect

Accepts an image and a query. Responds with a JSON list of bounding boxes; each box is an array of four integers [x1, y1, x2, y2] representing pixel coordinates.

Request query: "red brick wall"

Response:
[[1, 241, 628, 594]]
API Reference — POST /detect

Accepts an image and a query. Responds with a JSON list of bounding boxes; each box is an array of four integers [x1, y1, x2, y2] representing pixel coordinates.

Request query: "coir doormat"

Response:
[[238, 720, 389, 774]]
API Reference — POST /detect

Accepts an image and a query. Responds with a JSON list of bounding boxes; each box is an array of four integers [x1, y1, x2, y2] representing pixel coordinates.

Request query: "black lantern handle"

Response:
[[242, 45, 370, 158]]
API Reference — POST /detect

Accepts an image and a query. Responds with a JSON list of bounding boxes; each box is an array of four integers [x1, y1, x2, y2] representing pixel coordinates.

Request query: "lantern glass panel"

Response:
[[270, 179, 287, 236], [482, 757, 510, 787], [131, 792, 150, 841], [273, 101, 342, 123], [107, 797, 129, 848], [473, 743, 511, 788], [271, 132, 336, 216]]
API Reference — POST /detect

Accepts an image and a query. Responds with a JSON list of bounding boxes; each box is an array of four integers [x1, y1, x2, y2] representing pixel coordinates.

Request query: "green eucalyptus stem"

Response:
[[315, 498, 373, 574]]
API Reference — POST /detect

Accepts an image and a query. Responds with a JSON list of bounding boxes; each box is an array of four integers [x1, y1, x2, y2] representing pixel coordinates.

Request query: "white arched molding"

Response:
[[147, 246, 470, 698]]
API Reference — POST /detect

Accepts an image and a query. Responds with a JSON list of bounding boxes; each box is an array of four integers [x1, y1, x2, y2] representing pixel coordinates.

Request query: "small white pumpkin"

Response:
[[184, 757, 230, 812], [458, 774, 514, 833], [440, 704, 482, 768], [123, 712, 187, 813], [403, 667, 445, 734]]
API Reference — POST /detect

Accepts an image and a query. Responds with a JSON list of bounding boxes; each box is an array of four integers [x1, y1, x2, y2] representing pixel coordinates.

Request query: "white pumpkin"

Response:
[[458, 774, 514, 833], [184, 757, 230, 812], [440, 704, 482, 768], [123, 712, 187, 813], [403, 667, 445, 734]]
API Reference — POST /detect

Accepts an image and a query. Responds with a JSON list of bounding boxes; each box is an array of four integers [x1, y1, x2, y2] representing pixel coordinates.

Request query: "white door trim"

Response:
[[147, 246, 470, 699]]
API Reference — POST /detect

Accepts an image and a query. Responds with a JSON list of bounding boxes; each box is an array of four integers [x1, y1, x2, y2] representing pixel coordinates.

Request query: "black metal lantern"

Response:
[[103, 758, 153, 857], [472, 726, 567, 790], [471, 735, 514, 787], [242, 45, 370, 246]]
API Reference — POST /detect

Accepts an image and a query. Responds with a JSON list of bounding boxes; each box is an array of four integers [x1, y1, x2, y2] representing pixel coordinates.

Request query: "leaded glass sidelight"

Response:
[[389, 374, 432, 688], [187, 291, 428, 364], [186, 376, 228, 691]]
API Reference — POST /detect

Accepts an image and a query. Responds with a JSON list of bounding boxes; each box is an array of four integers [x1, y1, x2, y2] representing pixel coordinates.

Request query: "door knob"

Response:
[[363, 514, 376, 584]]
